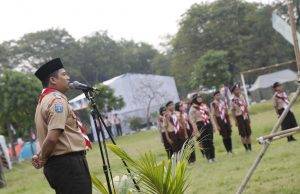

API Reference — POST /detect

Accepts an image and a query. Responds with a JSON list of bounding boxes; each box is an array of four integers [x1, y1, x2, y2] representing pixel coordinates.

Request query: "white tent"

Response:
[[69, 73, 180, 137], [249, 69, 297, 92]]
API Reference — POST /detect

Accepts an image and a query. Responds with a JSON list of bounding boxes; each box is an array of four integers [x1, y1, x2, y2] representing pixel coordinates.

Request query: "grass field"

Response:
[[1, 100, 300, 194]]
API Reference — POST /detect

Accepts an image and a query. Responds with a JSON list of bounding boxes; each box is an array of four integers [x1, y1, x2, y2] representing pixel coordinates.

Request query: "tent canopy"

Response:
[[69, 73, 180, 115], [249, 69, 297, 92]]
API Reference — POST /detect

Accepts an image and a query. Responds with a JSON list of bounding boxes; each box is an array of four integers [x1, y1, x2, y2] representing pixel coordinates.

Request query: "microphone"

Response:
[[69, 81, 95, 91]]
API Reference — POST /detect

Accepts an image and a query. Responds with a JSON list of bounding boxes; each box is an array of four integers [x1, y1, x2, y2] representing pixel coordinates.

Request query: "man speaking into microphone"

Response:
[[32, 58, 92, 194]]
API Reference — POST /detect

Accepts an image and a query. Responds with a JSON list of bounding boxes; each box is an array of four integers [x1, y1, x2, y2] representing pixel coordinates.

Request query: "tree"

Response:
[[190, 50, 231, 89], [8, 28, 77, 68], [151, 53, 171, 75], [170, 0, 293, 93], [74, 32, 124, 84], [119, 40, 159, 74], [0, 70, 42, 138], [131, 76, 167, 129], [0, 43, 10, 72], [93, 83, 125, 113]]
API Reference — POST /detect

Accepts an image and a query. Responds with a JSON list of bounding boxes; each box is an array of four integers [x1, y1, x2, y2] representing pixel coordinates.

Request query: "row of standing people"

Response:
[[157, 84, 254, 163], [158, 82, 298, 164], [103, 114, 123, 137]]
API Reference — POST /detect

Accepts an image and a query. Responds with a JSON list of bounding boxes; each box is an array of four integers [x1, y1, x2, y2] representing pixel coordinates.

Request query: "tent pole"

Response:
[[240, 73, 250, 106]]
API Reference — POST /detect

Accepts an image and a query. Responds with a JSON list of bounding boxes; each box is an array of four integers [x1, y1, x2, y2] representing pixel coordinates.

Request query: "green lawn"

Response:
[[1, 101, 300, 194]]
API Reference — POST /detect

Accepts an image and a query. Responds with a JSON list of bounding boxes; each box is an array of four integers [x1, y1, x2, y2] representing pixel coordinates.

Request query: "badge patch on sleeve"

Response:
[[54, 103, 64, 113]]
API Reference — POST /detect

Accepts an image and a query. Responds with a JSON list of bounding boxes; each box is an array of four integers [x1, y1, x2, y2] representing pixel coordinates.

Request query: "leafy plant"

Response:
[[128, 117, 144, 131], [92, 140, 194, 194]]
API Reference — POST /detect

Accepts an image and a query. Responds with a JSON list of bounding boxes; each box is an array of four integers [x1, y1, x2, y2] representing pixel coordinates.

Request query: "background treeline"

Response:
[[0, 0, 296, 95], [0, 0, 298, 137]]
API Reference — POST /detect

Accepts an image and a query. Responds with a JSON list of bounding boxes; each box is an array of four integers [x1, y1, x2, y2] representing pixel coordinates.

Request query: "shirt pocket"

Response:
[[66, 110, 78, 128]]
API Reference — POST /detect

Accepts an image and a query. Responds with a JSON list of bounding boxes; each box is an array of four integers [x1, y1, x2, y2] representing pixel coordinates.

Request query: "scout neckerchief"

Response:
[[195, 104, 210, 125], [214, 100, 227, 123], [181, 112, 191, 130], [38, 88, 56, 103], [168, 112, 179, 133], [38, 88, 92, 150], [232, 95, 248, 120], [76, 119, 92, 150], [275, 91, 289, 108]]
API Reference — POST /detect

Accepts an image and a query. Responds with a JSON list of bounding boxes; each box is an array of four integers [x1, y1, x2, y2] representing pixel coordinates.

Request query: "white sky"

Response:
[[1, 0, 276, 49]]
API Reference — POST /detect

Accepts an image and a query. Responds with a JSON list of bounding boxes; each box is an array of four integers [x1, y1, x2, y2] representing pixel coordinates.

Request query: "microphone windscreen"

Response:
[[69, 82, 76, 89]]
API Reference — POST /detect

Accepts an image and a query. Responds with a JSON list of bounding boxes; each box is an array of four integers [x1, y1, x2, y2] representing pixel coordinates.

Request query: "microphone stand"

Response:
[[82, 89, 140, 193]]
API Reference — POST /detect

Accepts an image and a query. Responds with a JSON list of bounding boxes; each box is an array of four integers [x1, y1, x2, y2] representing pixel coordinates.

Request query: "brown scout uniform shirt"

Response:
[[231, 94, 248, 118], [157, 116, 166, 133], [189, 104, 210, 124], [35, 91, 85, 156], [163, 112, 177, 133], [273, 91, 289, 111]]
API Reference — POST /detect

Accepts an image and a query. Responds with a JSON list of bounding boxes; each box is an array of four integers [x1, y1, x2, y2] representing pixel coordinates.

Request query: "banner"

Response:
[[272, 11, 300, 47]]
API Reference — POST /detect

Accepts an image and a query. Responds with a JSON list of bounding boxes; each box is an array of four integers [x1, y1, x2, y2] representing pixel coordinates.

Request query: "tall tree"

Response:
[[0, 70, 42, 138], [8, 28, 77, 68], [190, 50, 231, 89], [170, 0, 294, 94], [93, 83, 125, 112], [119, 40, 158, 74]]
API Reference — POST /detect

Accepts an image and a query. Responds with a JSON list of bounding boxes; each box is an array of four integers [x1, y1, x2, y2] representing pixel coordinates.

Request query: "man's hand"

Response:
[[32, 154, 45, 169]]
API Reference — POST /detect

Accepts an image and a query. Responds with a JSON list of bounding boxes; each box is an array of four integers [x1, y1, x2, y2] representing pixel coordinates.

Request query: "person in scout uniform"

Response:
[[231, 84, 252, 152], [32, 58, 92, 194], [272, 82, 297, 142], [189, 93, 216, 163], [175, 101, 196, 163], [104, 115, 113, 138], [164, 101, 180, 155], [211, 91, 233, 154], [157, 106, 173, 158]]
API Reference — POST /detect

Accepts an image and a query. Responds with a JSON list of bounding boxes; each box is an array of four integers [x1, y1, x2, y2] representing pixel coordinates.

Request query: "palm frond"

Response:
[[107, 143, 190, 194], [91, 174, 110, 194]]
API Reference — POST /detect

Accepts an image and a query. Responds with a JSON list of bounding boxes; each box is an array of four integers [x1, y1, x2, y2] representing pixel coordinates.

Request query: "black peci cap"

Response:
[[165, 101, 174, 107], [213, 91, 220, 97], [159, 106, 166, 115], [230, 84, 239, 93], [272, 82, 281, 89], [34, 58, 64, 82]]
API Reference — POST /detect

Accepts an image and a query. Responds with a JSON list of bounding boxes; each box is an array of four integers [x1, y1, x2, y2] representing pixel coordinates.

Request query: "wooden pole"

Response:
[[288, 1, 300, 78], [236, 86, 300, 194], [240, 73, 250, 106], [241, 60, 295, 74], [272, 130, 299, 141], [258, 126, 300, 142]]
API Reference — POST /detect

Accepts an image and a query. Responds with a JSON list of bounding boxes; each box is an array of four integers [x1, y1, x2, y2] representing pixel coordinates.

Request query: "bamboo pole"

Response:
[[240, 73, 250, 106], [241, 60, 295, 74], [258, 126, 300, 142], [288, 1, 300, 76], [272, 130, 299, 141], [236, 86, 300, 194]]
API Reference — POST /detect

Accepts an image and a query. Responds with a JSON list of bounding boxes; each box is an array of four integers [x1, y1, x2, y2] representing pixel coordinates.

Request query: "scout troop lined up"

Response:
[[157, 83, 297, 163]]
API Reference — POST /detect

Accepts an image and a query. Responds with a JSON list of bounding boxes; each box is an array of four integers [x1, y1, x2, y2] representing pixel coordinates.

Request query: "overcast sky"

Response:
[[1, 0, 276, 48]]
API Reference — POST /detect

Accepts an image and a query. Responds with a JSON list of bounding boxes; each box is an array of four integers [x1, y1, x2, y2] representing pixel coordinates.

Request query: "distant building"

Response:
[[249, 69, 298, 103]]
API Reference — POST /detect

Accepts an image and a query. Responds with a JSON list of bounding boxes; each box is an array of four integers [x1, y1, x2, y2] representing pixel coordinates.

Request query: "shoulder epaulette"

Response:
[[52, 92, 62, 99]]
